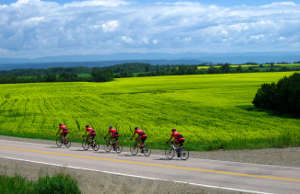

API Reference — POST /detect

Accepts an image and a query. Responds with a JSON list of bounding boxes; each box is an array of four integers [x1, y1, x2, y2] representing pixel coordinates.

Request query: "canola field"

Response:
[[0, 72, 299, 150]]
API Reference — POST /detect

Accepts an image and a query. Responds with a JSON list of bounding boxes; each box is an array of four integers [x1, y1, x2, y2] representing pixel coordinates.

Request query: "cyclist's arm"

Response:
[[167, 135, 173, 143], [104, 131, 110, 138], [56, 129, 61, 136], [130, 132, 136, 139]]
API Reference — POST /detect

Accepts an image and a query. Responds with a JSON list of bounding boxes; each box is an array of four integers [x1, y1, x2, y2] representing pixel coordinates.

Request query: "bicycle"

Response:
[[82, 135, 100, 151], [165, 142, 189, 160], [103, 137, 123, 153], [56, 134, 71, 148], [130, 138, 151, 157]]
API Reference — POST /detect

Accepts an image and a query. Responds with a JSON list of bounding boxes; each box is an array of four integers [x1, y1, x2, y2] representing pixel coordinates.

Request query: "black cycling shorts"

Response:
[[141, 136, 147, 143]]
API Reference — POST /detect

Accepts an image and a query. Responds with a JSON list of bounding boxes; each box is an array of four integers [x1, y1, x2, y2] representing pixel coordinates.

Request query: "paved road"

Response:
[[0, 138, 300, 194]]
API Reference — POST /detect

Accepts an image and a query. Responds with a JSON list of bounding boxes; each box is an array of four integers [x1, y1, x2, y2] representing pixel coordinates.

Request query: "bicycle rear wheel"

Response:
[[56, 136, 63, 148], [180, 148, 189, 160], [130, 143, 138, 156], [165, 147, 175, 160]]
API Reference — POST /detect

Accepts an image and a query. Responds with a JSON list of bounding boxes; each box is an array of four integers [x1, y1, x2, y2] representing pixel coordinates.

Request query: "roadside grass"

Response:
[[0, 174, 81, 194], [0, 72, 299, 151]]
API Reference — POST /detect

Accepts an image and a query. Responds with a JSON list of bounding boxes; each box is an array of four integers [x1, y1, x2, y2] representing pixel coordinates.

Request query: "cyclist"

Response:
[[56, 123, 69, 144], [130, 127, 147, 151], [104, 126, 119, 150], [84, 124, 96, 144], [166, 128, 184, 157]]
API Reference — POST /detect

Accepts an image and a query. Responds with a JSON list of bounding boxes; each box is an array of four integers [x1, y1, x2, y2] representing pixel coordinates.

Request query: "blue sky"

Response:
[[0, 0, 300, 58], [2, 0, 300, 6]]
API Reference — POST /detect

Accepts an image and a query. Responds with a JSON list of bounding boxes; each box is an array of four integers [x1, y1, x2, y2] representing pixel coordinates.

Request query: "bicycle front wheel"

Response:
[[64, 138, 71, 148], [104, 139, 112, 152], [92, 141, 100, 151], [56, 136, 63, 148], [165, 147, 175, 160], [115, 143, 123, 154], [130, 143, 138, 156], [82, 138, 89, 150]]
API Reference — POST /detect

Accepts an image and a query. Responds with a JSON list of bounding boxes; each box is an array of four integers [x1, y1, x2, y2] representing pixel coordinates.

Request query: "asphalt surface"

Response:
[[0, 138, 300, 194]]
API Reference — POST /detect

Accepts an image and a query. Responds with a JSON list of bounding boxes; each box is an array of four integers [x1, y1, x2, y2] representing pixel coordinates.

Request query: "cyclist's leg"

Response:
[[60, 133, 64, 143], [109, 136, 114, 149], [114, 136, 119, 148], [141, 136, 146, 148], [87, 134, 91, 144], [64, 132, 68, 143], [111, 137, 116, 150], [175, 140, 181, 157], [137, 137, 142, 148]]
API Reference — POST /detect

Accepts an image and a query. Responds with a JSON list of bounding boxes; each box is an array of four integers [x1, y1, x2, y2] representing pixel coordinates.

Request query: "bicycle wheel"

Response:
[[115, 143, 123, 154], [143, 145, 151, 157], [82, 138, 89, 150], [56, 136, 63, 148], [180, 148, 189, 160], [130, 142, 138, 156], [92, 141, 100, 151], [64, 138, 71, 148], [104, 139, 112, 152], [165, 147, 175, 160]]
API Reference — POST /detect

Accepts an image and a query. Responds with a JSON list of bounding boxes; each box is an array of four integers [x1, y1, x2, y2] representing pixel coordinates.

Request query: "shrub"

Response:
[[253, 73, 300, 115], [34, 174, 81, 194], [0, 175, 34, 194]]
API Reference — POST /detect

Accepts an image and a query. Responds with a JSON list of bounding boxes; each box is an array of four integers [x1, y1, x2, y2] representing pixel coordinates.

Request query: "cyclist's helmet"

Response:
[[109, 126, 113, 129], [134, 127, 138, 130], [85, 124, 89, 128], [172, 128, 176, 132]]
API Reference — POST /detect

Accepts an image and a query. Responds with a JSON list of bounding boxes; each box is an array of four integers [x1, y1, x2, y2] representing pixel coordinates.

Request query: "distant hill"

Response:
[[0, 52, 299, 70]]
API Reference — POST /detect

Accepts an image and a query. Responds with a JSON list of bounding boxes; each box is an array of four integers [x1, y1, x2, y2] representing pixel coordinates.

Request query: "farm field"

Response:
[[197, 63, 300, 70], [0, 72, 299, 151]]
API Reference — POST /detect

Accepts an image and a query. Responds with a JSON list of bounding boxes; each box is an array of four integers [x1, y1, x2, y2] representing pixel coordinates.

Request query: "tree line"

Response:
[[253, 73, 300, 116], [0, 62, 299, 84]]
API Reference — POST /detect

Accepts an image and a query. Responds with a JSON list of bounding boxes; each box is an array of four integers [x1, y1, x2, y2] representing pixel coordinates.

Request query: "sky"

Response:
[[0, 0, 300, 59]]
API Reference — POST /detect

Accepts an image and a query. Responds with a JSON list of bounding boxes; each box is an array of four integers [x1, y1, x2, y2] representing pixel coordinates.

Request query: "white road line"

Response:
[[0, 156, 273, 194], [1, 138, 300, 170]]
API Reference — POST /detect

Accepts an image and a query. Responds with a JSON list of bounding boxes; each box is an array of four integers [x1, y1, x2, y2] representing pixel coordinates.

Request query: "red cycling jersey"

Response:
[[86, 127, 96, 135], [109, 128, 119, 138], [172, 132, 184, 140], [135, 129, 147, 138], [59, 125, 68, 133]]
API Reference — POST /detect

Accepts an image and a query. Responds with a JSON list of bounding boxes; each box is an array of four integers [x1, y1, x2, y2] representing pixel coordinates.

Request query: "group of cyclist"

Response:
[[56, 123, 185, 152]]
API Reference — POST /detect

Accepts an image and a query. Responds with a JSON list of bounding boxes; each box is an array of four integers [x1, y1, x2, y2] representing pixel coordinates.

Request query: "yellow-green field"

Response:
[[0, 72, 299, 150], [197, 63, 300, 69]]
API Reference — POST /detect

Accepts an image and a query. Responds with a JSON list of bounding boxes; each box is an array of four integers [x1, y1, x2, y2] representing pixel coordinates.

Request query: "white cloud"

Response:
[[279, 36, 286, 40], [0, 0, 299, 58], [183, 37, 192, 42], [121, 36, 133, 43], [64, 0, 127, 8], [102, 20, 119, 32], [250, 34, 265, 40], [261, 1, 296, 8]]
